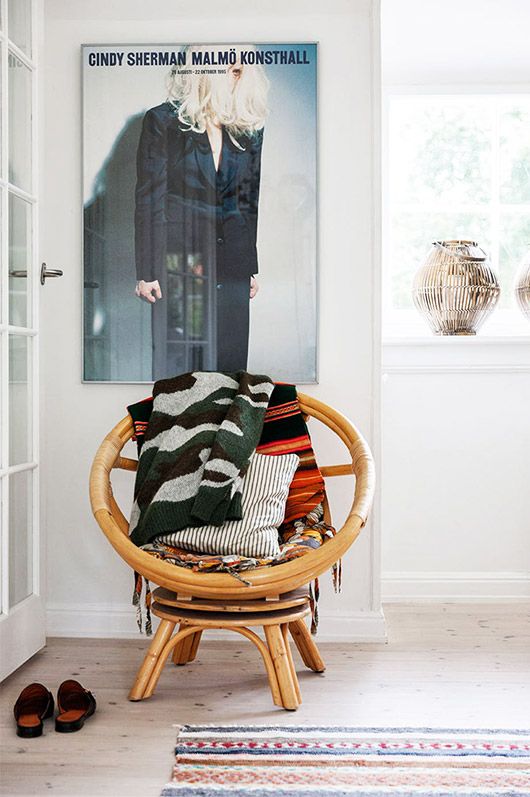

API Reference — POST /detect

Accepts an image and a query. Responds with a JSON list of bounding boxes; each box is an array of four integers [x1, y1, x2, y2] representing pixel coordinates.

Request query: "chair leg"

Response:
[[128, 618, 176, 701], [172, 625, 201, 665], [289, 618, 326, 673], [264, 624, 300, 710], [143, 626, 202, 699], [281, 624, 302, 703], [188, 630, 203, 662]]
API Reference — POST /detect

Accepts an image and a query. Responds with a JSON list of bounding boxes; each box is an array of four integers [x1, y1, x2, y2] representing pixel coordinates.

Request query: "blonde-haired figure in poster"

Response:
[[134, 45, 269, 379]]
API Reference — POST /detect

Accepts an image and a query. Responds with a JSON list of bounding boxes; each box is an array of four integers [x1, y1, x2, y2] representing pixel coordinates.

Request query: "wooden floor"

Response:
[[1, 603, 529, 797]]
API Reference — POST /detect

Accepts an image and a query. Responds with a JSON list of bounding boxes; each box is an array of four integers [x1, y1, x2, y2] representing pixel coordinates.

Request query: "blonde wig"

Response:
[[166, 44, 269, 139]]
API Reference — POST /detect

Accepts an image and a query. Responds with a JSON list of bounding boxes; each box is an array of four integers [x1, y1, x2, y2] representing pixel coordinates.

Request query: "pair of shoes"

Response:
[[14, 680, 96, 738]]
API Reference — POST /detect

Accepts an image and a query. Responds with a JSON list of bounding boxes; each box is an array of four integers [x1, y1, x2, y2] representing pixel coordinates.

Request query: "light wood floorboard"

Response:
[[1, 603, 529, 797]]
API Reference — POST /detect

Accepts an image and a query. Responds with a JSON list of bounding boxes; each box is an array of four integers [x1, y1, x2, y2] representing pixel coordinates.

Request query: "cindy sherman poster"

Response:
[[82, 43, 317, 383]]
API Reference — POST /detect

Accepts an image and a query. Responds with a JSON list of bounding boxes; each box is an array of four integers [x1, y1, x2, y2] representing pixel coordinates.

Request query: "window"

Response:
[[384, 94, 530, 337]]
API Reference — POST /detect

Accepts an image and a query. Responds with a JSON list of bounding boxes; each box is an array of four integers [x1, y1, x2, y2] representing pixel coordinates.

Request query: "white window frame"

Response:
[[382, 84, 530, 347]]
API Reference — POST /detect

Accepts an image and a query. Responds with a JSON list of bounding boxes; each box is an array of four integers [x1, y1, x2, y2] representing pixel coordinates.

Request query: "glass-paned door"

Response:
[[0, 0, 44, 681]]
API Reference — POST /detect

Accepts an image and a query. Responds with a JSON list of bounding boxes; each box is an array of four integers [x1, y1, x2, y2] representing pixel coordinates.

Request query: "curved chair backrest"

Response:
[[89, 393, 375, 600]]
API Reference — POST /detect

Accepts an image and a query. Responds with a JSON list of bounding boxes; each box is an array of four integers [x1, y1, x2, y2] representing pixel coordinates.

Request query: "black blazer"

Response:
[[135, 102, 263, 283]]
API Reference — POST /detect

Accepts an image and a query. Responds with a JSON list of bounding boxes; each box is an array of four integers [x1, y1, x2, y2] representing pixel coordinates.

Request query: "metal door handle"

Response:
[[41, 262, 64, 285]]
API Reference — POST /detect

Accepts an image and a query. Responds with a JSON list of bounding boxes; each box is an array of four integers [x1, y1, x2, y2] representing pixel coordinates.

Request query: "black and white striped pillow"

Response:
[[155, 452, 299, 558]]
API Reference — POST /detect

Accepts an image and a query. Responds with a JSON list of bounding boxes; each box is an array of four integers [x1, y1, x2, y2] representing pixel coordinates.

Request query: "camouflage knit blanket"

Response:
[[129, 371, 274, 548]]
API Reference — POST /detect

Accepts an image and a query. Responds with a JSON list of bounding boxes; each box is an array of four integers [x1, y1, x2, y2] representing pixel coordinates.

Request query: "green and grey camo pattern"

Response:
[[129, 371, 274, 548]]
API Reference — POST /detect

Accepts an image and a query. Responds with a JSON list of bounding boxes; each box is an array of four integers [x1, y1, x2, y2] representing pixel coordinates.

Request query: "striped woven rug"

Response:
[[161, 725, 530, 796]]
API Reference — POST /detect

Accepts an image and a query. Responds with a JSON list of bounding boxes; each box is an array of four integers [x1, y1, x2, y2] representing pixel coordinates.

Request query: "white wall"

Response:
[[40, 0, 384, 640], [381, 0, 530, 601], [382, 0, 530, 87]]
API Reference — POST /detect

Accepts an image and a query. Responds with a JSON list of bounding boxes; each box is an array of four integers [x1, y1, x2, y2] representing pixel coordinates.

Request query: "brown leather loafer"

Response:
[[55, 679, 96, 733], [14, 683, 54, 738]]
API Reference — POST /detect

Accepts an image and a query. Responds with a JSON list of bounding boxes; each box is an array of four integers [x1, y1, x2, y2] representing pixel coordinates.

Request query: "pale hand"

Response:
[[250, 276, 259, 299], [135, 280, 162, 303]]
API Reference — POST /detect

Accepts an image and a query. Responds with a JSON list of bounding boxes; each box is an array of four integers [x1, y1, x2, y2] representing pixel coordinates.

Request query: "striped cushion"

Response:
[[155, 452, 299, 558]]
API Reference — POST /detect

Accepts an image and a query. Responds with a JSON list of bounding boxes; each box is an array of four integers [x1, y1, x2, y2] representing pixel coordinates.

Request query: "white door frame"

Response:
[[0, 0, 45, 681]]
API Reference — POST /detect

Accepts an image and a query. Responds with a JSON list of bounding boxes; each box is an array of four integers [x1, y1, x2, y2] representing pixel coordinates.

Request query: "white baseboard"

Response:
[[311, 610, 387, 643], [382, 571, 530, 602], [46, 603, 387, 643], [46, 603, 140, 639], [47, 574, 530, 641]]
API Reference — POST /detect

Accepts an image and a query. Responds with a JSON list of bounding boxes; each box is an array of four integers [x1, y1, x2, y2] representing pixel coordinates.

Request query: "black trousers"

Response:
[[151, 275, 250, 380], [216, 278, 250, 372]]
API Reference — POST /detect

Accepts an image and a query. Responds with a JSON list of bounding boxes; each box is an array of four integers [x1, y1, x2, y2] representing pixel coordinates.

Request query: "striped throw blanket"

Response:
[[128, 371, 274, 548], [257, 383, 326, 524]]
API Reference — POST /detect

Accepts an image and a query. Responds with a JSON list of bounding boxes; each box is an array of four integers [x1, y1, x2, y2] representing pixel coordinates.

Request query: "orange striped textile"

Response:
[[256, 384, 326, 527]]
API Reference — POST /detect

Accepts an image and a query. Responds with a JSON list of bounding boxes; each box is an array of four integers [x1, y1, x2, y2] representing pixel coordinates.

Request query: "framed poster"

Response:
[[82, 43, 317, 383]]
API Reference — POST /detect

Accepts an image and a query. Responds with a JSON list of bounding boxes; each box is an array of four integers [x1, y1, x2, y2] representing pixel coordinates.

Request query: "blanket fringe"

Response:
[[332, 558, 343, 593], [308, 578, 319, 634], [133, 571, 152, 636]]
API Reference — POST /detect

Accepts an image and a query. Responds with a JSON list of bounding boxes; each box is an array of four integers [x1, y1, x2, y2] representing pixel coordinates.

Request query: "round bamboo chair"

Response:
[[89, 393, 375, 710]]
